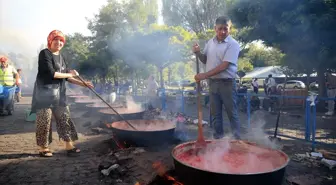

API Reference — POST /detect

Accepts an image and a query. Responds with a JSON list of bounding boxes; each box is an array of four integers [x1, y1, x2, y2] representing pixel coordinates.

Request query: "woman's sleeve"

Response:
[[38, 50, 55, 79], [62, 55, 70, 81], [63, 55, 70, 73]]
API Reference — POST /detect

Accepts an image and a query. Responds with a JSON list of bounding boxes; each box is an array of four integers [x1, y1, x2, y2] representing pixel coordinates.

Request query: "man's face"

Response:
[[215, 23, 230, 41], [1, 61, 7, 67]]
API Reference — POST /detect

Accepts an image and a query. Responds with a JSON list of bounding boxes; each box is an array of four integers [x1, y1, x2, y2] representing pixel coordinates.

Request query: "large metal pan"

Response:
[[98, 108, 145, 122], [67, 95, 90, 103], [109, 119, 175, 146], [172, 139, 290, 185], [86, 102, 124, 112], [74, 98, 102, 110]]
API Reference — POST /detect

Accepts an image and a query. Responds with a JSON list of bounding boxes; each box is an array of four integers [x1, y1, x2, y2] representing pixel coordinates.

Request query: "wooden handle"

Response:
[[195, 55, 205, 142]]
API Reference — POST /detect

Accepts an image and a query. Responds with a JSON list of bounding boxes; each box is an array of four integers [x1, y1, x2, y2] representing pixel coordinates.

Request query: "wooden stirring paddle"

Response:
[[195, 55, 206, 148]]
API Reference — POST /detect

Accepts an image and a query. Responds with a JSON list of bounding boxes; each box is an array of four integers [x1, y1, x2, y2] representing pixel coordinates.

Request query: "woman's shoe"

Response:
[[39, 150, 53, 157], [66, 147, 80, 157]]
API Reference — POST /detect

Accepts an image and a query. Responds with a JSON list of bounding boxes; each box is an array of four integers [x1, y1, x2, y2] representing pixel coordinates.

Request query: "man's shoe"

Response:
[[213, 133, 224, 140]]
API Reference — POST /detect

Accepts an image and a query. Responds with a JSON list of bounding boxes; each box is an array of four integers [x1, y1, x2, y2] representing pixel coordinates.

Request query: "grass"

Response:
[[165, 86, 195, 91]]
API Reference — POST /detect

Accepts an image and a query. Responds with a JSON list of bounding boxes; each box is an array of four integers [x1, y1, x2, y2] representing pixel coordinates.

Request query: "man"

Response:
[[326, 70, 336, 116], [16, 69, 23, 102], [266, 74, 276, 95], [146, 75, 159, 109], [0, 56, 19, 87], [192, 16, 240, 139], [263, 77, 269, 94], [251, 78, 259, 94]]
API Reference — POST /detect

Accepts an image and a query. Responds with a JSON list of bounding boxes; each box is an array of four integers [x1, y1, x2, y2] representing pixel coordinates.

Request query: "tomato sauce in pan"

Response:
[[175, 141, 287, 174]]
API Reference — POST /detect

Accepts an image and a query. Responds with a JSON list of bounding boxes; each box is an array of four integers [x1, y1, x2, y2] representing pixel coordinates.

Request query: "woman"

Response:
[[31, 30, 93, 157]]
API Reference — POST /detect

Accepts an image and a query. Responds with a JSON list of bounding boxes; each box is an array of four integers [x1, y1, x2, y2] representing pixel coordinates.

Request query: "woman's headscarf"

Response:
[[47, 30, 66, 49]]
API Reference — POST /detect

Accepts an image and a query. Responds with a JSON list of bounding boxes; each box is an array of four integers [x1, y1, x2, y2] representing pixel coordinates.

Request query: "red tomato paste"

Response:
[[176, 141, 287, 174]]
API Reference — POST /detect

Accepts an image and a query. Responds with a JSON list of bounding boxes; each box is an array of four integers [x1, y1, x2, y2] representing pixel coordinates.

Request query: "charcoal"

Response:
[[98, 161, 114, 171], [83, 122, 92, 127], [117, 167, 127, 176], [91, 127, 103, 134]]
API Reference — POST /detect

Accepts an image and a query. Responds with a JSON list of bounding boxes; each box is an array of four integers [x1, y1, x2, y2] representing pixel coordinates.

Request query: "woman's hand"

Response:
[[69, 70, 79, 77], [83, 81, 94, 89]]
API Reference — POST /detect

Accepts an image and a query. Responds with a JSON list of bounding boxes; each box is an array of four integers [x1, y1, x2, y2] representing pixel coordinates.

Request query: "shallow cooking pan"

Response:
[[98, 108, 145, 122], [172, 139, 290, 185], [109, 119, 176, 146], [67, 95, 90, 103], [86, 102, 123, 112], [74, 98, 102, 110]]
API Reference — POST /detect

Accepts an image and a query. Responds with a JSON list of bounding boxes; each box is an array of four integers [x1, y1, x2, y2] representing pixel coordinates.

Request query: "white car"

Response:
[[277, 80, 306, 89]]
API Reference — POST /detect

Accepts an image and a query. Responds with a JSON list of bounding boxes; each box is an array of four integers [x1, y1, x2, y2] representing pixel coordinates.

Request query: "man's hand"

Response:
[[192, 43, 201, 53], [194, 73, 208, 82]]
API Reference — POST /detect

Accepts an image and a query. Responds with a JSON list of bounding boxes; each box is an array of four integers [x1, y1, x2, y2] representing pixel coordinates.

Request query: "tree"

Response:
[[162, 0, 229, 33], [238, 57, 253, 72], [242, 42, 284, 67], [229, 0, 336, 99], [61, 33, 90, 68], [113, 24, 195, 87], [85, 0, 159, 85]]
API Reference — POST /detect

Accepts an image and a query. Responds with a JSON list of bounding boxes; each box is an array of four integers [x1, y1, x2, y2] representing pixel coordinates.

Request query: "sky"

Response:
[[0, 0, 163, 57]]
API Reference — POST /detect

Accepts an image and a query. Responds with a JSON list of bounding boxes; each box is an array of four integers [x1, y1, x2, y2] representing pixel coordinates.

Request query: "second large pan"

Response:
[[108, 119, 176, 147]]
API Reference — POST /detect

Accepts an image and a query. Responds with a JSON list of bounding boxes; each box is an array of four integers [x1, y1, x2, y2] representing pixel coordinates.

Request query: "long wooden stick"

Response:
[[195, 55, 205, 144], [76, 75, 137, 131]]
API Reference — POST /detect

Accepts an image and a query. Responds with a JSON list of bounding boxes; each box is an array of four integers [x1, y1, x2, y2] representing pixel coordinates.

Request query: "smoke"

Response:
[[125, 95, 144, 112], [174, 111, 284, 174], [110, 29, 185, 71], [243, 110, 280, 150]]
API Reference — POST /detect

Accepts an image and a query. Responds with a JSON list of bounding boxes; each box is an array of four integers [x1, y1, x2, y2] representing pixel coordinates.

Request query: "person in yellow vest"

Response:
[[0, 56, 19, 87]]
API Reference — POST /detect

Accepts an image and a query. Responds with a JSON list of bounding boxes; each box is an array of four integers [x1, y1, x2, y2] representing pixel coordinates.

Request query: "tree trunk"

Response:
[[316, 68, 327, 112], [131, 70, 135, 94], [159, 67, 164, 88], [168, 67, 171, 84]]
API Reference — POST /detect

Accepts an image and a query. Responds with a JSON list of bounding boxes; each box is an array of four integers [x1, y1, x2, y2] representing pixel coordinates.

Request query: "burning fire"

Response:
[[105, 122, 111, 128], [111, 135, 126, 149], [152, 162, 184, 185]]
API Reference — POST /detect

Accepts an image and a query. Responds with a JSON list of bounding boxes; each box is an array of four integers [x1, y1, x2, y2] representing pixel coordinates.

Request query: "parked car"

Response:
[[277, 80, 306, 89], [241, 81, 252, 89]]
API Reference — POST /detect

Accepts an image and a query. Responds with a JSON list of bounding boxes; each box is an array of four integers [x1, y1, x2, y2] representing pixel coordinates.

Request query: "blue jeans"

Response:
[[210, 79, 240, 139]]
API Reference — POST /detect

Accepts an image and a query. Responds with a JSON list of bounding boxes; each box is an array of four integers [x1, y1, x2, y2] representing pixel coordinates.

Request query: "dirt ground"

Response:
[[0, 96, 335, 185]]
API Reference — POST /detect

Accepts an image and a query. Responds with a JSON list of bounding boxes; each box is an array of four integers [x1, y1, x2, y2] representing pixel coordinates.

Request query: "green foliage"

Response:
[[229, 0, 336, 71], [80, 0, 159, 83], [162, 0, 227, 33], [229, 0, 336, 96], [62, 33, 90, 68], [238, 57, 253, 72], [242, 42, 284, 67]]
